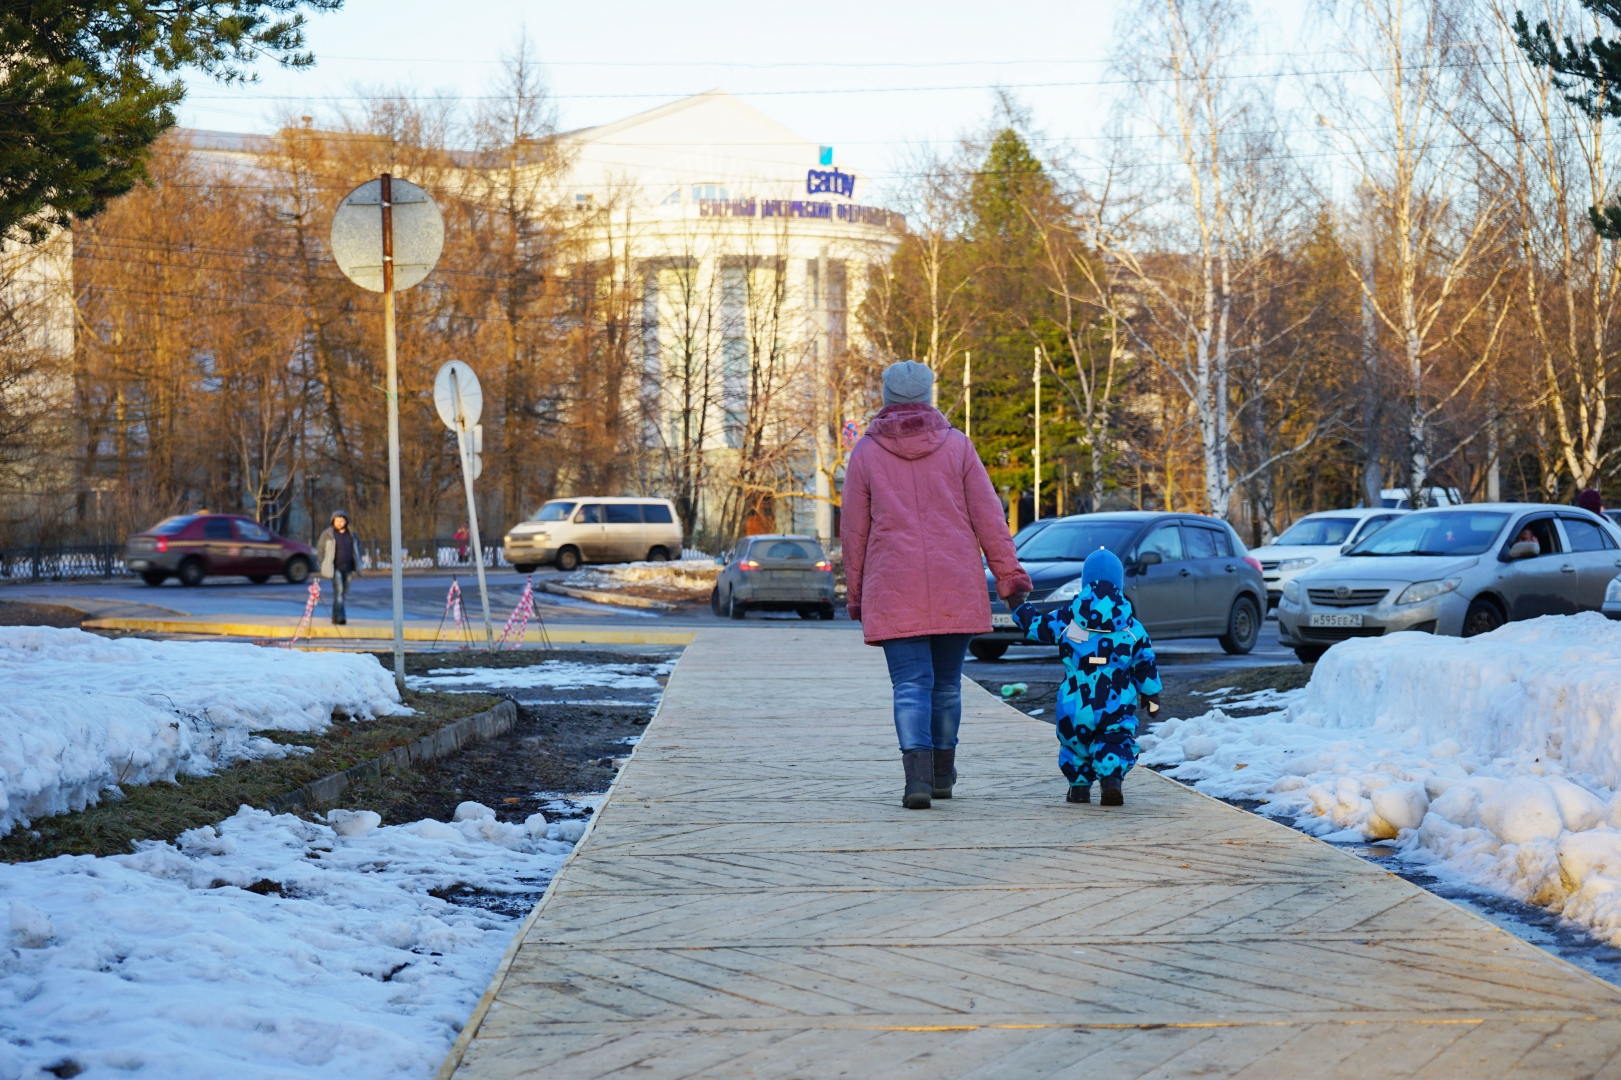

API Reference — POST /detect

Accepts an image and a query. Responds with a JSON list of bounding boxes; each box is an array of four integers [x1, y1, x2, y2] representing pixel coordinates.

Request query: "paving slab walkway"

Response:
[[443, 626, 1621, 1079]]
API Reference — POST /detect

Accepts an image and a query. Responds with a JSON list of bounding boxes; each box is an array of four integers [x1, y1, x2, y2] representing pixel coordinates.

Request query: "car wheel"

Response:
[[968, 639, 1009, 662], [247, 574, 270, 585], [728, 590, 747, 620], [512, 563, 536, 574], [140, 571, 167, 587], [1294, 645, 1328, 664], [1218, 596, 1260, 655], [555, 547, 581, 572], [709, 586, 721, 616], [1463, 597, 1505, 638], [647, 547, 669, 563], [284, 556, 311, 585], [819, 604, 836, 621], [177, 558, 206, 587]]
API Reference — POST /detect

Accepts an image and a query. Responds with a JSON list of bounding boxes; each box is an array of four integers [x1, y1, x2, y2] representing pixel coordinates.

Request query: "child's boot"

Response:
[[1066, 783, 1091, 803], [1099, 775, 1123, 806], [932, 748, 956, 799], [901, 750, 933, 809]]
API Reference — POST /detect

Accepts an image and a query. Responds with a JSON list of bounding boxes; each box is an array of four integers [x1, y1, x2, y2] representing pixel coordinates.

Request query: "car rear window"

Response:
[[1348, 511, 1508, 557], [535, 502, 575, 521], [641, 503, 674, 523], [605, 504, 642, 524], [1183, 524, 1232, 559], [756, 540, 819, 560], [150, 515, 197, 535], [1275, 517, 1358, 545], [1016, 521, 1139, 562]]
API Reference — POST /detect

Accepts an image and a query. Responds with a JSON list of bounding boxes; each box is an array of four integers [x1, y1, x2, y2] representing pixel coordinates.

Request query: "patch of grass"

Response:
[[0, 688, 500, 862], [1192, 663, 1314, 697]]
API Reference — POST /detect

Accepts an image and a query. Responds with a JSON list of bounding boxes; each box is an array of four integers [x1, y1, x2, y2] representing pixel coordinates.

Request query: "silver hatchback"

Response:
[[1277, 503, 1621, 662], [710, 535, 836, 620]]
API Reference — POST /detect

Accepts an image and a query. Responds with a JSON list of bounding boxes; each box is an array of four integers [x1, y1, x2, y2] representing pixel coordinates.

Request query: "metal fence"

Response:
[[0, 538, 512, 582]]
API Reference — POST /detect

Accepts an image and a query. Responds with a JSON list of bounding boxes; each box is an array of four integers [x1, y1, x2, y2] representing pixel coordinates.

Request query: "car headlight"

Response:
[[1278, 557, 1317, 572], [1395, 577, 1461, 606], [1048, 576, 1084, 603], [1282, 579, 1301, 603], [1607, 576, 1621, 604]]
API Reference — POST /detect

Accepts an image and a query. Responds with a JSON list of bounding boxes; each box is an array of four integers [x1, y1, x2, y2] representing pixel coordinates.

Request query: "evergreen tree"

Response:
[[0, 1, 341, 242]]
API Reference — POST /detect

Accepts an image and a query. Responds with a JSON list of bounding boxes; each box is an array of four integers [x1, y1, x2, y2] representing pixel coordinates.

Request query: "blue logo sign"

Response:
[[806, 167, 855, 198]]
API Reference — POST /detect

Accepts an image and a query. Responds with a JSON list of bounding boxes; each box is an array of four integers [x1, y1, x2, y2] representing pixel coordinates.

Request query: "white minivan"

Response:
[[503, 497, 683, 572]]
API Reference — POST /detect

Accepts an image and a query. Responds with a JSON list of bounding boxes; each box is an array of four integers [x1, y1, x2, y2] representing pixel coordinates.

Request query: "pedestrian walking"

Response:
[[316, 510, 360, 625], [1011, 548, 1161, 806], [453, 522, 470, 562], [841, 361, 1033, 809]]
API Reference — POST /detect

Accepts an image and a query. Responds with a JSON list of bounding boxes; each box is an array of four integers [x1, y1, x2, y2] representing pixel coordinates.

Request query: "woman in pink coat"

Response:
[[841, 361, 1032, 809]]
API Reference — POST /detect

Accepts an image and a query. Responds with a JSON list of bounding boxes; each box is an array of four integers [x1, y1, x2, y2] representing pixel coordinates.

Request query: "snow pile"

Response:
[[0, 804, 576, 1079], [1142, 614, 1621, 944], [406, 660, 667, 693], [562, 558, 718, 600], [0, 628, 404, 836]]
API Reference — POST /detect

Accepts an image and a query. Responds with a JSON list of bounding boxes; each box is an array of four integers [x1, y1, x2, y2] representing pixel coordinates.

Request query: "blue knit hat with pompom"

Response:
[[1082, 547, 1124, 591]]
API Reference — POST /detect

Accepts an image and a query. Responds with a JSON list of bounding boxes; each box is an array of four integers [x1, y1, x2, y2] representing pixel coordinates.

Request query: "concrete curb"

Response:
[[265, 700, 519, 814], [540, 581, 677, 610], [80, 616, 696, 646]]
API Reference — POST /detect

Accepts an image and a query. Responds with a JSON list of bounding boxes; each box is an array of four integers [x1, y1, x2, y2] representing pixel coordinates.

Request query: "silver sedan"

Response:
[[1276, 503, 1621, 663]]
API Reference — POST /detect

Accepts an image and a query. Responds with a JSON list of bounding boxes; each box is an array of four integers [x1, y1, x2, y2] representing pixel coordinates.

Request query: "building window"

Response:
[[827, 260, 847, 358], [806, 260, 819, 308], [721, 266, 748, 448], [575, 192, 594, 207], [692, 184, 729, 202], [660, 189, 683, 205]]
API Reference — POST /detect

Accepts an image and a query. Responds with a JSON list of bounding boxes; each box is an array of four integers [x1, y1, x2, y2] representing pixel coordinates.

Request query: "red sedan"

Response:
[[125, 514, 317, 587]]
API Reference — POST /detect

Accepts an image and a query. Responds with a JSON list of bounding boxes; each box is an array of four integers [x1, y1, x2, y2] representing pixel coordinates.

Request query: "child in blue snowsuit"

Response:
[[1011, 548, 1162, 806]]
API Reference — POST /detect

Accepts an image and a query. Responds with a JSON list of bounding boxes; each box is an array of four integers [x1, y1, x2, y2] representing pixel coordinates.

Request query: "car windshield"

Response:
[[1347, 510, 1508, 557], [534, 502, 575, 521], [149, 515, 196, 535], [1274, 517, 1358, 546], [1016, 521, 1140, 562]]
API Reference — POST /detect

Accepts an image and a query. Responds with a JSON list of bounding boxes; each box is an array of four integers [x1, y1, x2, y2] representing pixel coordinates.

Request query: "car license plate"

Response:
[[991, 613, 1016, 628], [1310, 613, 1362, 628], [127, 559, 148, 569]]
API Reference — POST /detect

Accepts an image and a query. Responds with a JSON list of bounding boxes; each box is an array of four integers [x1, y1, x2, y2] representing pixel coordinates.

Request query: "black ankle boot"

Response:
[[932, 748, 956, 799], [1066, 783, 1091, 803], [901, 750, 933, 809], [1100, 775, 1123, 806]]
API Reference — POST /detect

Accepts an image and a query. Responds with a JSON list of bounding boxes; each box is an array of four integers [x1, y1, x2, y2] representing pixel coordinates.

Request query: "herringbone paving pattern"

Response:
[[443, 627, 1621, 1078]]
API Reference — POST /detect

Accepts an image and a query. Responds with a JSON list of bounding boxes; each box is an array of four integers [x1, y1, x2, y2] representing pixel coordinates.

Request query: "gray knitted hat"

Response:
[[881, 361, 934, 406]]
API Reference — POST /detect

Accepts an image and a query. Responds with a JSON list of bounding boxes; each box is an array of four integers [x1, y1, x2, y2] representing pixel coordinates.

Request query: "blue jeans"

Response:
[[879, 634, 971, 752], [330, 570, 351, 623]]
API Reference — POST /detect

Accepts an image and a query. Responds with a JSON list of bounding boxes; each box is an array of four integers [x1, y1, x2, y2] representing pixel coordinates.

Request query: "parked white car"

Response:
[[1254, 508, 1405, 609]]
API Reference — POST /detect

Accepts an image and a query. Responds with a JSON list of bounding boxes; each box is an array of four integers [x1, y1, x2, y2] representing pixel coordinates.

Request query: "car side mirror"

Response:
[[1507, 540, 1539, 560], [1137, 551, 1163, 567]]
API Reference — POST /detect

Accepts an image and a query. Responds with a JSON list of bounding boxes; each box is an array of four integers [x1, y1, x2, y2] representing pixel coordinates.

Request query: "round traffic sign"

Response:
[[433, 360, 483, 430], [330, 177, 444, 293]]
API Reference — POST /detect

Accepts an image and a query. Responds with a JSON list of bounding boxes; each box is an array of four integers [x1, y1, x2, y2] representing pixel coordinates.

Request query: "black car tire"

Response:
[[709, 586, 721, 616], [1218, 596, 1260, 655], [177, 558, 206, 587], [1294, 645, 1328, 664], [1463, 596, 1505, 638], [247, 574, 270, 585], [647, 547, 669, 562], [819, 604, 836, 620], [797, 607, 817, 619], [284, 556, 311, 585], [728, 590, 747, 620], [555, 547, 581, 572], [968, 639, 1009, 662], [140, 571, 167, 587], [512, 563, 536, 574]]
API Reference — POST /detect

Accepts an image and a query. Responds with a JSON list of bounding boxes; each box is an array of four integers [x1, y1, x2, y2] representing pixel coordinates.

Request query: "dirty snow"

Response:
[[0, 804, 575, 1079], [561, 558, 718, 600], [405, 661, 669, 693], [0, 628, 404, 836], [1142, 614, 1621, 946]]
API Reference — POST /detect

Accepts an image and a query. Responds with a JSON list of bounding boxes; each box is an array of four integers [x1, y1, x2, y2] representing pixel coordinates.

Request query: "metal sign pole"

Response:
[[451, 368, 495, 648], [382, 173, 406, 693]]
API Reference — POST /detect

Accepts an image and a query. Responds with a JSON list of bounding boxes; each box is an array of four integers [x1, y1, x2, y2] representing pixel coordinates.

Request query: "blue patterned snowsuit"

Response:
[[1013, 582, 1162, 784]]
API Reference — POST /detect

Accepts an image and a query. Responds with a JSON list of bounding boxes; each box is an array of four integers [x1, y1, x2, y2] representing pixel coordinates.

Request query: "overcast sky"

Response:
[[179, 0, 1318, 190]]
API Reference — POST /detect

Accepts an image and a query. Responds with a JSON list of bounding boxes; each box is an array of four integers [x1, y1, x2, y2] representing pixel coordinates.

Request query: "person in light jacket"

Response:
[[316, 511, 360, 625], [840, 361, 1033, 809]]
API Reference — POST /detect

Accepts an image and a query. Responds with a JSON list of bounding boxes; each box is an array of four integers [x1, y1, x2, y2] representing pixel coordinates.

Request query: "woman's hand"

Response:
[[1004, 591, 1029, 610]]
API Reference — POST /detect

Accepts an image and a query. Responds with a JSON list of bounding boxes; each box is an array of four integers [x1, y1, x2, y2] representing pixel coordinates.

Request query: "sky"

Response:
[[177, 0, 1314, 194]]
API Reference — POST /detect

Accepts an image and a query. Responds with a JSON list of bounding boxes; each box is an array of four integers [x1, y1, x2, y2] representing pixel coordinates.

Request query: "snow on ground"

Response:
[[1142, 613, 1621, 945], [561, 558, 718, 601], [0, 804, 580, 1079], [0, 629, 404, 836], [405, 660, 670, 693]]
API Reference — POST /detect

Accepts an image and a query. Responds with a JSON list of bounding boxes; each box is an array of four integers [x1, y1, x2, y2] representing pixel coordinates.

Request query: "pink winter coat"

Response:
[[840, 403, 1032, 644]]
